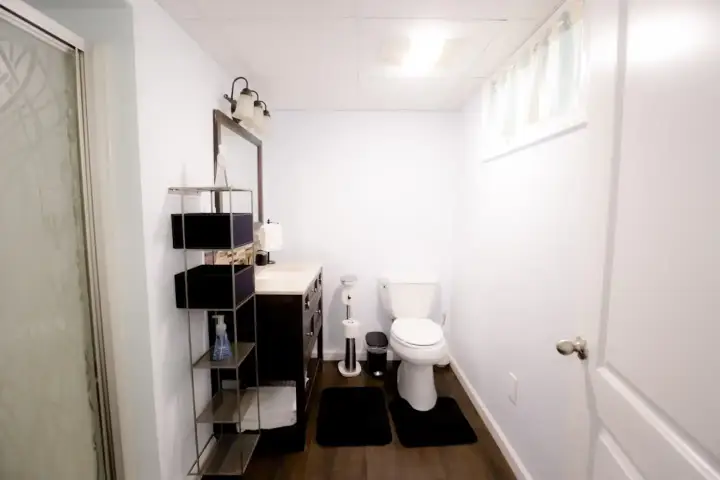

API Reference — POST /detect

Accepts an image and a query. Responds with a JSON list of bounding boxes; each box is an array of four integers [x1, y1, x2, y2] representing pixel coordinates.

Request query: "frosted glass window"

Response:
[[0, 14, 104, 480], [481, 0, 586, 157]]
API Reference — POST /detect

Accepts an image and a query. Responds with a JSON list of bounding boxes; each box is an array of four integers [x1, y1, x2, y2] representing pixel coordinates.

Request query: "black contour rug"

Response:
[[316, 387, 392, 447], [389, 396, 478, 448]]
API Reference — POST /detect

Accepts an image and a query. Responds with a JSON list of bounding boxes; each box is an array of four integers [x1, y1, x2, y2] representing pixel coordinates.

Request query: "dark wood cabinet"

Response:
[[255, 268, 324, 451]]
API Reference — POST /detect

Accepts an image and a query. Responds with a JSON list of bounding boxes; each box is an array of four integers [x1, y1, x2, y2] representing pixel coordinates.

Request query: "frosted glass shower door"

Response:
[[0, 10, 107, 480]]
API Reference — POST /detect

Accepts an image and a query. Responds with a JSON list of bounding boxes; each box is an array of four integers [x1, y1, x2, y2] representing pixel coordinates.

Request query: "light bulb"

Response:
[[253, 102, 264, 131], [236, 89, 254, 122], [261, 111, 271, 134]]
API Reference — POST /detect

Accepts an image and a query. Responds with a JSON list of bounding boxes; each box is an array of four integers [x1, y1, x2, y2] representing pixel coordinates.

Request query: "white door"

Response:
[[573, 0, 720, 478]]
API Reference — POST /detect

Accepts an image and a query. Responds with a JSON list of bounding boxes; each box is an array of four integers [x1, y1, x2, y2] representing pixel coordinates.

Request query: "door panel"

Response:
[[595, 369, 714, 480], [589, 0, 720, 478], [0, 9, 105, 480], [593, 432, 643, 480]]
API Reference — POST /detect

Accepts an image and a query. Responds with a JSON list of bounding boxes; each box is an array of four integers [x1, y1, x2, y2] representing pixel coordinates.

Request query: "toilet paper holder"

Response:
[[338, 274, 362, 377]]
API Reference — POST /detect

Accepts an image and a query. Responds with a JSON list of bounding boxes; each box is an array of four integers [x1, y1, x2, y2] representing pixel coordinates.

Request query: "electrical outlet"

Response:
[[508, 372, 518, 405]]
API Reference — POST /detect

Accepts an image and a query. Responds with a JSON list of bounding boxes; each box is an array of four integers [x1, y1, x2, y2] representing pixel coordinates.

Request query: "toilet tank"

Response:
[[382, 276, 437, 319]]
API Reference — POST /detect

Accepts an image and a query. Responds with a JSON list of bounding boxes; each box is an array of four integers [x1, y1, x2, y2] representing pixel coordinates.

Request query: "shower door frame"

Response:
[[0, 2, 119, 479]]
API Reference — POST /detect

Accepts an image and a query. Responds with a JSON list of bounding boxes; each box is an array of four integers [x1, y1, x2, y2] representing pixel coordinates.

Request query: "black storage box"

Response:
[[174, 264, 254, 309], [171, 213, 254, 250]]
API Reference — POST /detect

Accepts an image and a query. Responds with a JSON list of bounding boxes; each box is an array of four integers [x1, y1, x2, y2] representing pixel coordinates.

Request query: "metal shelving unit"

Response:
[[169, 186, 261, 478]]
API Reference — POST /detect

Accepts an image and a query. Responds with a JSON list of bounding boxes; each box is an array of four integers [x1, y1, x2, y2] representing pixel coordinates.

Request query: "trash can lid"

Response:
[[365, 331, 389, 348]]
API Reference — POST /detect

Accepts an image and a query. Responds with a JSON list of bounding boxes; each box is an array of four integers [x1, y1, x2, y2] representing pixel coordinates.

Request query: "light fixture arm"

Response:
[[250, 89, 260, 101], [229, 76, 249, 100]]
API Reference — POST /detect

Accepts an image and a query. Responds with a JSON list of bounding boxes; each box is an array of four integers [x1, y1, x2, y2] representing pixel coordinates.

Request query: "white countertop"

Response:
[[255, 263, 322, 295]]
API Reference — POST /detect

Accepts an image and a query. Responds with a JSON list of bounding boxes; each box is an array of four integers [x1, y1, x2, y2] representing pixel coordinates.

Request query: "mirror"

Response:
[[213, 109, 263, 222]]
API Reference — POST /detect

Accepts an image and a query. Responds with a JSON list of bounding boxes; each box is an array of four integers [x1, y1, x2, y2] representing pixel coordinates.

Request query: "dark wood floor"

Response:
[[244, 362, 516, 480]]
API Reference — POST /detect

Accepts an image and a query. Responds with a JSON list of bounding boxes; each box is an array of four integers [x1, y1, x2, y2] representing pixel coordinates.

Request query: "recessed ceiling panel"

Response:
[[170, 0, 358, 20], [469, 20, 537, 77], [357, 0, 560, 21], [357, 18, 505, 78], [213, 18, 358, 79], [157, 0, 560, 109]]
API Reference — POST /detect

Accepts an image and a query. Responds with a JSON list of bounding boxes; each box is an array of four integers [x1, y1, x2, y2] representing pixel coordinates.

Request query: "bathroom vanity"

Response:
[[255, 263, 324, 451], [206, 110, 323, 452]]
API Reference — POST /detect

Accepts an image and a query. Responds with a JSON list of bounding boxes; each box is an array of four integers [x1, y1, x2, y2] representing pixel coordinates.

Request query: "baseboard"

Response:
[[450, 356, 534, 480], [314, 349, 395, 362]]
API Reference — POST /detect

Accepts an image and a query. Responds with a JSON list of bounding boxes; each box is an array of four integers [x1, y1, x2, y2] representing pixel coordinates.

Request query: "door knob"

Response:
[[556, 337, 588, 360]]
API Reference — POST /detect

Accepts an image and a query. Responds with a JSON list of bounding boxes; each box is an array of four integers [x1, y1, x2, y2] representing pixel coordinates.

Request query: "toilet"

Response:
[[380, 276, 447, 411]]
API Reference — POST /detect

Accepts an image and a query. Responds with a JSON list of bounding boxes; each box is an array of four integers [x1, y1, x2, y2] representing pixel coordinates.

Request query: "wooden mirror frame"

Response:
[[212, 109, 263, 221]]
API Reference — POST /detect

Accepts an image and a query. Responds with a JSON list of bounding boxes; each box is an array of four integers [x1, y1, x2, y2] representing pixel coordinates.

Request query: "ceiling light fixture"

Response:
[[400, 29, 447, 76], [223, 76, 255, 123]]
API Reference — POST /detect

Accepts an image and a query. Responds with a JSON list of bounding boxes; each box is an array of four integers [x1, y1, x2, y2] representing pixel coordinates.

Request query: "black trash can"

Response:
[[365, 332, 389, 378]]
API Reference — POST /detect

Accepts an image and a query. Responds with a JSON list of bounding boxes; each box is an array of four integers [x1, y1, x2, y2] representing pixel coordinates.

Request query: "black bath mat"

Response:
[[316, 387, 392, 447], [390, 397, 477, 447]]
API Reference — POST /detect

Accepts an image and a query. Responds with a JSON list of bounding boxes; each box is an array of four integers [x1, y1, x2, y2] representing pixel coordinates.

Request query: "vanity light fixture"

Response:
[[259, 101, 271, 133], [247, 89, 263, 130], [252, 98, 271, 132], [223, 76, 254, 123]]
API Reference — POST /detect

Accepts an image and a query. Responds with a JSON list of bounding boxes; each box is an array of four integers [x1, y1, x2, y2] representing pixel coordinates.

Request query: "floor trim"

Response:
[[450, 356, 534, 480], [314, 349, 396, 361]]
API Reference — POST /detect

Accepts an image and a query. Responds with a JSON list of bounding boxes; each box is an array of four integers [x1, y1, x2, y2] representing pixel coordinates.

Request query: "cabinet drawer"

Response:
[[303, 303, 320, 338], [302, 295, 313, 334], [303, 310, 321, 360], [313, 306, 323, 336], [304, 270, 323, 305]]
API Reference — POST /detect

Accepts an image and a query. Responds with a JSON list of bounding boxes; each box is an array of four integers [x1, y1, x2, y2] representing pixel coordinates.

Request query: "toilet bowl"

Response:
[[390, 318, 447, 411], [379, 276, 445, 411]]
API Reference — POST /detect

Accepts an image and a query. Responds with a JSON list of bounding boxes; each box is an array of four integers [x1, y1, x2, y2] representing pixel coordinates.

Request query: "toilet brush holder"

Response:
[[338, 319, 361, 377]]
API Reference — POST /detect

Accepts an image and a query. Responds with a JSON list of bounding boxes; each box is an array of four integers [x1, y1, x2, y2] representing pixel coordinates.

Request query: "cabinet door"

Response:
[[256, 295, 302, 380]]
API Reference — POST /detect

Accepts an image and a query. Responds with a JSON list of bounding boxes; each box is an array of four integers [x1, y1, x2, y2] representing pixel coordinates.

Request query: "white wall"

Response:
[[264, 111, 463, 356], [129, 1, 235, 479], [450, 80, 608, 478]]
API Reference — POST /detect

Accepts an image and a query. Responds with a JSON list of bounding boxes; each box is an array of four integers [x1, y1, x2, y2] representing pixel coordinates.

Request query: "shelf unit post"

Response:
[[169, 186, 261, 477]]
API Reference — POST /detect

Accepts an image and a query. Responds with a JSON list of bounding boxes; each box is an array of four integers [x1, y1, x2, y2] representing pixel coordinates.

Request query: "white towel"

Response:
[[239, 386, 296, 431]]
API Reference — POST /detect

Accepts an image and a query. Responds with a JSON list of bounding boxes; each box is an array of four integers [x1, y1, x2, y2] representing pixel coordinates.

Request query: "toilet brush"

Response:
[[338, 275, 361, 377]]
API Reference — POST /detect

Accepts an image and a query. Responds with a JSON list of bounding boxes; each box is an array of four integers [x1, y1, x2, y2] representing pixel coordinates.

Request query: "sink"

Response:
[[254, 263, 322, 294], [257, 270, 300, 279]]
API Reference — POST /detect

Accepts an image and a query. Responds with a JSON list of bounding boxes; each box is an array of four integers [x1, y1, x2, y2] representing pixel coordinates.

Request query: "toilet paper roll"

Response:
[[342, 319, 360, 339], [260, 223, 283, 252]]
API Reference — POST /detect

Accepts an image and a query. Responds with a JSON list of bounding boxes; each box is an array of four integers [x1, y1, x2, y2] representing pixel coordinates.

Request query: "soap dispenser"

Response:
[[212, 314, 232, 361]]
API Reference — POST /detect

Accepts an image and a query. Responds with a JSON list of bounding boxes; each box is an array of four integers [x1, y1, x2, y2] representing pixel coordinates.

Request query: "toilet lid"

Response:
[[391, 318, 443, 346]]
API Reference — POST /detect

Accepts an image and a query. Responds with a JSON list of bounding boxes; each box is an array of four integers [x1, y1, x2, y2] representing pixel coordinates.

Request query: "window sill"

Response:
[[481, 110, 588, 163]]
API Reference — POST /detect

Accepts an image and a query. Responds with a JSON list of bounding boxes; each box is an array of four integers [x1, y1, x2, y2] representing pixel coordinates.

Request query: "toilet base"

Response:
[[397, 361, 437, 411]]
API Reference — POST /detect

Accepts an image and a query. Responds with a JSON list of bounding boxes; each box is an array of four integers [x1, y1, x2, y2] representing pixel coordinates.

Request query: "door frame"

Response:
[[0, 2, 119, 479]]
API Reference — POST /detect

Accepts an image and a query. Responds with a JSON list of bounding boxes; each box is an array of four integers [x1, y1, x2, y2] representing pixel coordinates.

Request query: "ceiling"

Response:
[[157, 0, 561, 111], [27, 0, 126, 8]]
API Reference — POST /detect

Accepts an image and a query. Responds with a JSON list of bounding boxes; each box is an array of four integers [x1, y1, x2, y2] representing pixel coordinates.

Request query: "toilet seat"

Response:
[[391, 317, 444, 347]]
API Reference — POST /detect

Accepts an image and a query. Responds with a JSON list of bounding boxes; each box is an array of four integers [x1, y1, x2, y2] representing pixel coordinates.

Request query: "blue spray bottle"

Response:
[[212, 314, 232, 361]]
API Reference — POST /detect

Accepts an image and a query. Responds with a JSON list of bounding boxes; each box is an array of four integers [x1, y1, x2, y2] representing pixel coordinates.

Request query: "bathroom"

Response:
[[3, 0, 718, 479]]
